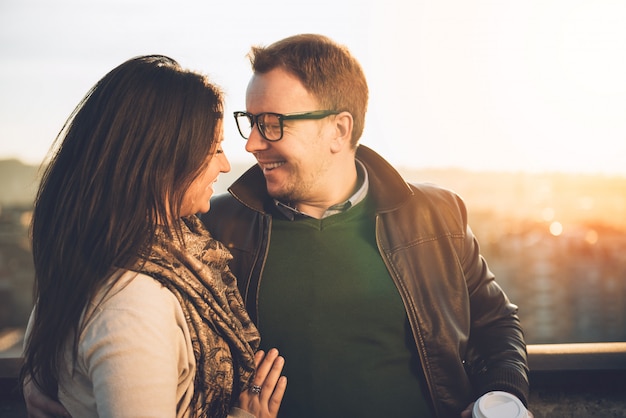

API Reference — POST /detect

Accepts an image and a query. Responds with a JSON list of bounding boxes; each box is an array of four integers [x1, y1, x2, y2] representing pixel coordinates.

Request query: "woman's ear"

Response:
[[330, 111, 354, 153]]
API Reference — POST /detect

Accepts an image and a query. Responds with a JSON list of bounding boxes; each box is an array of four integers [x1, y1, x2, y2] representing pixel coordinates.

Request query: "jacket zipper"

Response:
[[374, 214, 440, 417]]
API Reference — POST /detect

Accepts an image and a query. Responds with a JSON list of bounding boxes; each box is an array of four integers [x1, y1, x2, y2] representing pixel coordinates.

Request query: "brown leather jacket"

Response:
[[202, 145, 529, 417]]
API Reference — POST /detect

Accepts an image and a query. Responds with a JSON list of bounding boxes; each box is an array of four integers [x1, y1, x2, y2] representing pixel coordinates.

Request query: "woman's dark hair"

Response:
[[20, 55, 224, 397]]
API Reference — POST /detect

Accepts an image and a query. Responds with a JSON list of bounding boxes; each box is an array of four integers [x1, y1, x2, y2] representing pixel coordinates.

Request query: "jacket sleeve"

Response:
[[457, 197, 530, 405]]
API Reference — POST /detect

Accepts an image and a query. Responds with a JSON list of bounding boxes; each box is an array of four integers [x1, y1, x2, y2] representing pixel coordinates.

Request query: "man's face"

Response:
[[244, 67, 336, 204]]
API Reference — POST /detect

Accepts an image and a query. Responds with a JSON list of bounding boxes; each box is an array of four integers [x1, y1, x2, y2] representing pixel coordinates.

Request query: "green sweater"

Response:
[[258, 198, 433, 418]]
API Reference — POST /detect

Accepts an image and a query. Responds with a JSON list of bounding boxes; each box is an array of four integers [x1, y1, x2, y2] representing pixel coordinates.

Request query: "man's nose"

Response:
[[244, 126, 269, 153]]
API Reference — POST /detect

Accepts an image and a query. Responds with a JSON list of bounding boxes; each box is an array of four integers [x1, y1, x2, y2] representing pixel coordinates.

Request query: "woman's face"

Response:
[[180, 136, 231, 217]]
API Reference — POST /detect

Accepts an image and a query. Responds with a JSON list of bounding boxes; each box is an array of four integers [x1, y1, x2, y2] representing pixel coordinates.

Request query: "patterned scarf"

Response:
[[132, 215, 260, 417]]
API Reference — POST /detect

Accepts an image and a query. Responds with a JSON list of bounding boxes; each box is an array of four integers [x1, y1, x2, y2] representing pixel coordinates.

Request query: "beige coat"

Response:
[[27, 270, 254, 418]]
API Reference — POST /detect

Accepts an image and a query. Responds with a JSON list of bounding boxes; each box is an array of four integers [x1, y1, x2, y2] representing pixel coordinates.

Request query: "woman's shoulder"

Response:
[[66, 270, 195, 417], [76, 269, 191, 362], [100, 269, 173, 302], [83, 269, 183, 328]]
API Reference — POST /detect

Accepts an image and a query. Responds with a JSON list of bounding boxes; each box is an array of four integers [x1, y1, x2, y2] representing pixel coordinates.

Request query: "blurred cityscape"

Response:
[[1, 160, 625, 357]]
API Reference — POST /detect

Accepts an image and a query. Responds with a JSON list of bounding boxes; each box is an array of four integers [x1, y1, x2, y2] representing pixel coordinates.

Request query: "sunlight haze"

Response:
[[1, 0, 625, 175]]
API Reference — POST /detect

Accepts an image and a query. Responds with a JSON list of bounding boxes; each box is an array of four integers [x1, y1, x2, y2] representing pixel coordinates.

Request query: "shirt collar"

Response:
[[274, 160, 369, 220]]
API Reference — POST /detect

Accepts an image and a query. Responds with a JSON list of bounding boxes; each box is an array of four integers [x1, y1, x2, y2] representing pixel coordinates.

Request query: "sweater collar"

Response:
[[272, 160, 369, 220]]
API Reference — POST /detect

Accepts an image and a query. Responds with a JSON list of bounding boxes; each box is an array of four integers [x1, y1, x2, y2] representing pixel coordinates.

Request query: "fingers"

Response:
[[257, 349, 287, 416], [459, 402, 474, 418], [253, 349, 266, 369], [237, 348, 287, 418], [254, 349, 281, 391], [268, 375, 287, 416]]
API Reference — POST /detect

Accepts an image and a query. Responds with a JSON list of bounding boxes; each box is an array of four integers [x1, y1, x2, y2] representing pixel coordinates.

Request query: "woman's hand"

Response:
[[23, 377, 72, 418], [237, 349, 287, 418]]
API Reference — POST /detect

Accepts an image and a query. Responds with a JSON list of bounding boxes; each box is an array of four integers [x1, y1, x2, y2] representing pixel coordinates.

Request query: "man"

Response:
[[24, 34, 530, 418], [205, 34, 530, 418]]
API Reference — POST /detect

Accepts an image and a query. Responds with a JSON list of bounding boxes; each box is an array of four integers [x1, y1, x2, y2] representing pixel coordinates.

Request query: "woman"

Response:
[[20, 55, 286, 418]]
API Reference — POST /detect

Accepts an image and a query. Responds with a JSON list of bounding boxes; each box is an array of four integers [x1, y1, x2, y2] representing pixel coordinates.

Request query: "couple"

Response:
[[21, 34, 531, 418]]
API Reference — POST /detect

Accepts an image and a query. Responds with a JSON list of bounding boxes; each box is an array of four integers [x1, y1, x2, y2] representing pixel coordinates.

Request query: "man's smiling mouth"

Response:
[[260, 161, 285, 171]]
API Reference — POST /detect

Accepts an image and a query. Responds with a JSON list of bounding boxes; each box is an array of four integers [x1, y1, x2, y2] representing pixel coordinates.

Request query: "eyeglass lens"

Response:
[[235, 113, 283, 141]]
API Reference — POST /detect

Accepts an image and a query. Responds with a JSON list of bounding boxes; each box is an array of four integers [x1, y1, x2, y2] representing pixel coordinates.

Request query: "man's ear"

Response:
[[330, 111, 354, 153]]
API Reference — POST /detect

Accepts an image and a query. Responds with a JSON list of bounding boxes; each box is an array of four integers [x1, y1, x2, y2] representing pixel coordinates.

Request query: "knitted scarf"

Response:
[[132, 215, 260, 417]]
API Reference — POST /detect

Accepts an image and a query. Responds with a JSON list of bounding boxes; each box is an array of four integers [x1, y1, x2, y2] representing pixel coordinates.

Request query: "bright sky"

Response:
[[1, 0, 625, 175]]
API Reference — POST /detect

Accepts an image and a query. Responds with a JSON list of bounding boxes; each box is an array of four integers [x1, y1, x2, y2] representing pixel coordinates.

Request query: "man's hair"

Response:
[[249, 34, 369, 147]]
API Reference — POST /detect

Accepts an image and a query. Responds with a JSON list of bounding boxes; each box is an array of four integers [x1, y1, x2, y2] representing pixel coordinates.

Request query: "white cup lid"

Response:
[[473, 391, 527, 418]]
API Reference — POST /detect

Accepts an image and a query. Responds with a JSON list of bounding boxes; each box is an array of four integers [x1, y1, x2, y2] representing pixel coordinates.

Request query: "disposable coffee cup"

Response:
[[472, 391, 528, 418]]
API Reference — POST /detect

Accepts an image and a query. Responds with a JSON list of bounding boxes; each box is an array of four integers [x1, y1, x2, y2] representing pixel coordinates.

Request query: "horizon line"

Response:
[[2, 156, 626, 179]]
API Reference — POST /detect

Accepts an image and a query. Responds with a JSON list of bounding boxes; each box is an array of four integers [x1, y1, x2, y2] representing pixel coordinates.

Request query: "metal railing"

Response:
[[528, 342, 626, 371], [528, 342, 626, 418], [2, 343, 626, 417]]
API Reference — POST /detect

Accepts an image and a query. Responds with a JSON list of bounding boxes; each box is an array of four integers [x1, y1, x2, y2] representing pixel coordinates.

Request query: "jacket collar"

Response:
[[227, 145, 414, 214], [356, 145, 414, 213]]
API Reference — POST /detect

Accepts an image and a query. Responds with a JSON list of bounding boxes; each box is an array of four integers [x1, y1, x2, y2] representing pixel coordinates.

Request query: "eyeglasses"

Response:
[[233, 110, 339, 142]]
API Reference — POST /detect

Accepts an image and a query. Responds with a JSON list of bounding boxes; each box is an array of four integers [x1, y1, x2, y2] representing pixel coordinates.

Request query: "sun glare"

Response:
[[549, 221, 563, 237]]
